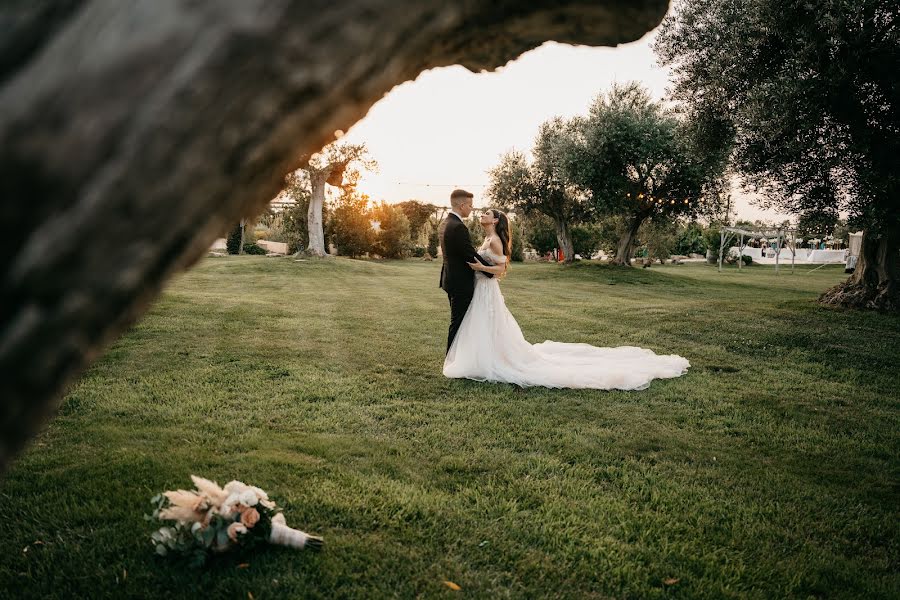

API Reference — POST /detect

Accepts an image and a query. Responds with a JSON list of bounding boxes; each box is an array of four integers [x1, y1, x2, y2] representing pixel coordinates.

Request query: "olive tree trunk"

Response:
[[554, 217, 575, 264], [820, 225, 900, 311], [306, 173, 328, 256], [611, 211, 648, 266]]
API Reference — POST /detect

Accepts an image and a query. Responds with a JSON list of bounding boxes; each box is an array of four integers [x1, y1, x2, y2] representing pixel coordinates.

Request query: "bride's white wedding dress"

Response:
[[443, 248, 690, 390]]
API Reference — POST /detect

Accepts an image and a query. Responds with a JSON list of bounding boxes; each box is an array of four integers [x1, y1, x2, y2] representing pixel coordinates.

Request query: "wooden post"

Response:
[[738, 233, 743, 270], [790, 230, 795, 274], [775, 231, 781, 274], [718, 229, 725, 272]]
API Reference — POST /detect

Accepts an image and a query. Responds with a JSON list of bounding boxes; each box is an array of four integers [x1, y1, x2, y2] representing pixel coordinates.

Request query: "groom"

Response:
[[439, 189, 494, 353]]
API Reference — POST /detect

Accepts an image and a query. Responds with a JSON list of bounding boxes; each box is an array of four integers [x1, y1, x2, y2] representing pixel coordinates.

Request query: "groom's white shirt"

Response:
[[448, 209, 464, 222]]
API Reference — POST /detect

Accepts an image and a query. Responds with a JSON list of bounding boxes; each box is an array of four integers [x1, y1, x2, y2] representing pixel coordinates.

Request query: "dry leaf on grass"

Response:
[[444, 580, 462, 591]]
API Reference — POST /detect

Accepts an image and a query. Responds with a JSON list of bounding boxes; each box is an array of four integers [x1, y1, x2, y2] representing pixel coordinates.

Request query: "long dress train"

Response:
[[443, 249, 690, 390]]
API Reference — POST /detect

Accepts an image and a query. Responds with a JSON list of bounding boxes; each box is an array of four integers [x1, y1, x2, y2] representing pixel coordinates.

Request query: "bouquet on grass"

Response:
[[147, 475, 322, 566]]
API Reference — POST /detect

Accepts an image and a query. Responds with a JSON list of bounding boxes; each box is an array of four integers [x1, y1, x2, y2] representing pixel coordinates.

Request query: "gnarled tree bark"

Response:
[[303, 158, 352, 256], [306, 171, 330, 257], [553, 216, 576, 264], [819, 226, 900, 311], [611, 209, 650, 265], [0, 0, 668, 472]]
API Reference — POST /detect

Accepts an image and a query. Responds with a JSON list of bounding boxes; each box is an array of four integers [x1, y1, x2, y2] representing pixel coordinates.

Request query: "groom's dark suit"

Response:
[[439, 212, 493, 353]]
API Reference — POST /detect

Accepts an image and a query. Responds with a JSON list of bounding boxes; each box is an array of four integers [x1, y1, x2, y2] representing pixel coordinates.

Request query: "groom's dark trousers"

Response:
[[439, 213, 493, 353]]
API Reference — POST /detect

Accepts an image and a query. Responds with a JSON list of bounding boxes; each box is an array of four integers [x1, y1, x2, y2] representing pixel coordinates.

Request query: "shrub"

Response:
[[329, 191, 374, 258], [594, 215, 629, 257], [427, 230, 439, 258], [411, 246, 426, 258], [243, 243, 266, 255], [395, 200, 437, 244], [704, 226, 723, 254], [510, 215, 524, 262], [524, 213, 558, 255], [281, 202, 309, 254], [524, 213, 601, 258], [226, 223, 244, 254], [466, 215, 485, 248], [725, 253, 753, 266], [674, 221, 707, 255], [572, 223, 601, 258], [263, 222, 287, 243], [640, 219, 678, 263], [372, 202, 412, 259]]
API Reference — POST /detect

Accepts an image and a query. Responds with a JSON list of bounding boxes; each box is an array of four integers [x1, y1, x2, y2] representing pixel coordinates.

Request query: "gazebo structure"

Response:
[[718, 225, 799, 274]]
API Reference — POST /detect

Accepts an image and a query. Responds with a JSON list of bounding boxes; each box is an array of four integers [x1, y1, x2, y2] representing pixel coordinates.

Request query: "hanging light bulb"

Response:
[[670, 199, 675, 204]]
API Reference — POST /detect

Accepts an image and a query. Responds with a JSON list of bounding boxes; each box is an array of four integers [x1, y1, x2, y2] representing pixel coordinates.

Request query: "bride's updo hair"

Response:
[[490, 209, 512, 263]]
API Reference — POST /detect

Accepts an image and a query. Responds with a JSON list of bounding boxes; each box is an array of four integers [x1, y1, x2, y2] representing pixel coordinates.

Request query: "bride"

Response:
[[443, 209, 690, 390]]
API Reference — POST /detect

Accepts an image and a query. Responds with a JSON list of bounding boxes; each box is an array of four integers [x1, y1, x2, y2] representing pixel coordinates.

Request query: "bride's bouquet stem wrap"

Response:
[[270, 513, 324, 550]]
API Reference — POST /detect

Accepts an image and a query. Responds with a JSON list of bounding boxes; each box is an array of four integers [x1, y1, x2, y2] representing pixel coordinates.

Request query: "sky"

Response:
[[341, 29, 792, 222]]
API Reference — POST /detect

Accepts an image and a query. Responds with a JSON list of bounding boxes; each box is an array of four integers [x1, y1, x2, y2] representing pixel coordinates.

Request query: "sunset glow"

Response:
[[342, 33, 790, 221]]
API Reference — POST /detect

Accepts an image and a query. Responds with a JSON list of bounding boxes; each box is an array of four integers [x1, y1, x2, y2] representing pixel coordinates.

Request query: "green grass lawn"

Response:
[[2, 257, 898, 599]]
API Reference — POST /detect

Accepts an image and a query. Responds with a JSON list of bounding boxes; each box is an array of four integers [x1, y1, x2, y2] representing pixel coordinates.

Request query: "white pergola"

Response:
[[718, 225, 800, 274]]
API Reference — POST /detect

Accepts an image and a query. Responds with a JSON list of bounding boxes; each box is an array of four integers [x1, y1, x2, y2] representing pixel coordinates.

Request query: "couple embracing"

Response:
[[438, 189, 689, 391]]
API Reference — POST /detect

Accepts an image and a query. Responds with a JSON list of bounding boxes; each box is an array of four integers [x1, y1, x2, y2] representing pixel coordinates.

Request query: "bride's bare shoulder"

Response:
[[488, 236, 503, 255]]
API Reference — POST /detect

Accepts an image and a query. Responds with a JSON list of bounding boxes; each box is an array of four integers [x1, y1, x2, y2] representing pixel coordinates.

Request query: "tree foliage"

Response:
[[487, 118, 591, 263], [639, 219, 679, 264], [509, 215, 525, 262], [299, 142, 377, 256], [280, 170, 312, 253], [674, 221, 708, 256], [395, 200, 438, 243], [328, 189, 373, 258], [371, 201, 412, 259], [524, 213, 560, 255], [524, 213, 599, 258], [655, 0, 900, 308], [569, 82, 728, 264], [225, 223, 244, 255], [797, 210, 841, 240]]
